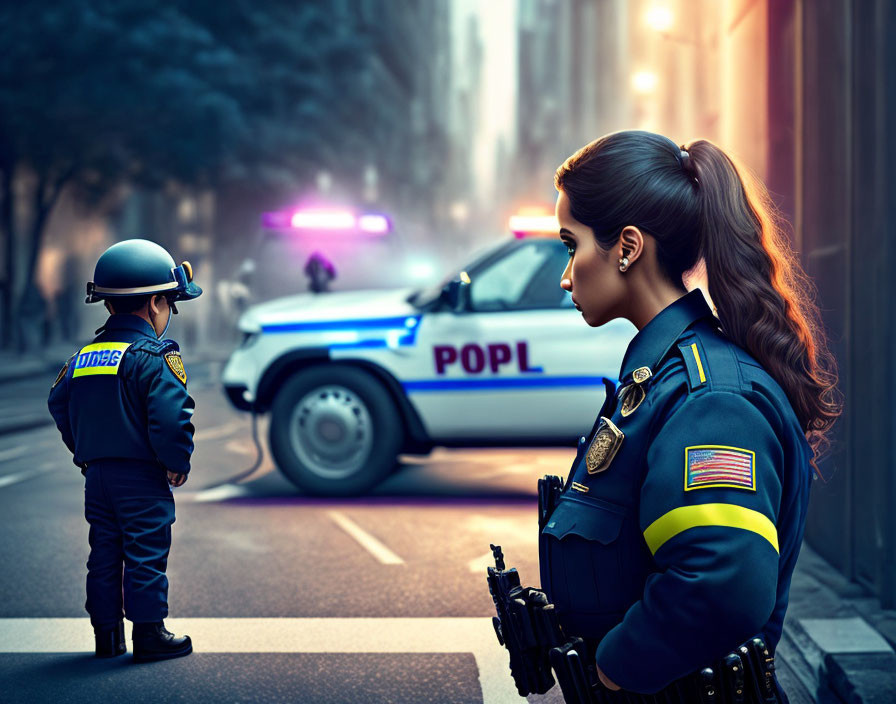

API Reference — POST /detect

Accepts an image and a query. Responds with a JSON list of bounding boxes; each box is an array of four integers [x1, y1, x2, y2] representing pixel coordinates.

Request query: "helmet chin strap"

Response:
[[150, 306, 172, 339]]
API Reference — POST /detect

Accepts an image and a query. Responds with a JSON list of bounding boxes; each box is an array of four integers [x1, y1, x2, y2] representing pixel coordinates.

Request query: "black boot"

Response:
[[132, 621, 192, 663], [94, 621, 126, 658]]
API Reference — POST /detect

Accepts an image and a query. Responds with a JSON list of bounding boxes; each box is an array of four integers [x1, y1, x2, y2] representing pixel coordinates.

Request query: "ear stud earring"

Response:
[[619, 257, 630, 272]]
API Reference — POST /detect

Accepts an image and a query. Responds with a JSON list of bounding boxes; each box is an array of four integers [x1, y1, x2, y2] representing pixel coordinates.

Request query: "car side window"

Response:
[[519, 241, 575, 309], [469, 240, 571, 311]]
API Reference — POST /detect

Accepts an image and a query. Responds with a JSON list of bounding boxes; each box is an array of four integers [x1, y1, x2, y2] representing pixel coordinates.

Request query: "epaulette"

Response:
[[675, 322, 743, 394], [128, 338, 180, 356], [676, 336, 709, 393]]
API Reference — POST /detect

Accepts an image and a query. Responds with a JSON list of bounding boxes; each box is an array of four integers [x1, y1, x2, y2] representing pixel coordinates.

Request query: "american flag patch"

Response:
[[685, 445, 755, 492]]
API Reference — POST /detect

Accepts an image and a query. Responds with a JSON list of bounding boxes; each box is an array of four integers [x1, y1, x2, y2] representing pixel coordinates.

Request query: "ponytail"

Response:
[[686, 140, 841, 468]]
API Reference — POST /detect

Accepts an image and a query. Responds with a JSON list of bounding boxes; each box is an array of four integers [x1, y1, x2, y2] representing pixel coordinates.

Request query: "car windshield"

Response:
[[407, 239, 514, 308]]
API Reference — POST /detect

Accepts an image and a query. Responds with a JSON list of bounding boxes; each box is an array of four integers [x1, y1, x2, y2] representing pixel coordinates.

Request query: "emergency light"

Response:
[[261, 208, 392, 235]]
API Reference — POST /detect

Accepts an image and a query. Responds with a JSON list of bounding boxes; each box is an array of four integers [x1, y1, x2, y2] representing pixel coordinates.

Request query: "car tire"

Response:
[[269, 364, 403, 496]]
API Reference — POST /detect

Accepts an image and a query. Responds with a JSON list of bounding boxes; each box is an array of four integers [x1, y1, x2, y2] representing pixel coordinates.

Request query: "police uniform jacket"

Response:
[[539, 290, 813, 694], [47, 314, 195, 474]]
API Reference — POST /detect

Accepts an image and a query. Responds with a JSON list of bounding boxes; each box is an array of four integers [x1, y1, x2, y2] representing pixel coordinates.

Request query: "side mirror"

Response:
[[440, 271, 471, 312]]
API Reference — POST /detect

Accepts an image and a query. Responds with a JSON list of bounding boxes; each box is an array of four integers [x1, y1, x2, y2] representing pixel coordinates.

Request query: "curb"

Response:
[[780, 617, 896, 702]]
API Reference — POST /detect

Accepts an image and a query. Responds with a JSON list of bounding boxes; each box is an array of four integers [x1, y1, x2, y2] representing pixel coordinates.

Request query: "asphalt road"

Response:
[[0, 365, 815, 703]]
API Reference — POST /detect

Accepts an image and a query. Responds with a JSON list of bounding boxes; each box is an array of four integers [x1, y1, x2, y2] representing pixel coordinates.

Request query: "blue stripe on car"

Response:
[[261, 316, 420, 333], [261, 315, 422, 349], [402, 376, 616, 392]]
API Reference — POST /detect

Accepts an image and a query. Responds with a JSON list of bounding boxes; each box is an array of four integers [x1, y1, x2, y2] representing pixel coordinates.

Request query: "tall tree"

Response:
[[0, 0, 368, 348]]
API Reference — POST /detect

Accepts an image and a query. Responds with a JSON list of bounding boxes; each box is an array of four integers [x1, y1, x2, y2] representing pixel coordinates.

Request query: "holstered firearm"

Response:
[[549, 637, 595, 704], [486, 544, 563, 695], [538, 474, 564, 530]]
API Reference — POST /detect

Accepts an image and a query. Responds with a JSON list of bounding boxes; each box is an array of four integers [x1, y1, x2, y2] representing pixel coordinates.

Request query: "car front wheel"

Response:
[[269, 365, 402, 496]]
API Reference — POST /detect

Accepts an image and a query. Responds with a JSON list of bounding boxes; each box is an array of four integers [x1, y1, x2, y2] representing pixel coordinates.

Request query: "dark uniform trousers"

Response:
[[84, 460, 175, 628]]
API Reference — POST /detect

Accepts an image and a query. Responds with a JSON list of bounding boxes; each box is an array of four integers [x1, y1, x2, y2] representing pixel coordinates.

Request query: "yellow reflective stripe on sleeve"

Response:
[[690, 343, 706, 384], [71, 342, 131, 377], [643, 503, 778, 556]]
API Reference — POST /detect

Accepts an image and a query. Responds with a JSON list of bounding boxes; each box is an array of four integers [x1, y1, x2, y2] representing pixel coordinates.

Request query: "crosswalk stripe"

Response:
[[0, 618, 524, 704]]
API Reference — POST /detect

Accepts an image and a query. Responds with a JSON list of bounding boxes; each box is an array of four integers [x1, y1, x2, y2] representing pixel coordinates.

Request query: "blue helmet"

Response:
[[86, 239, 202, 304]]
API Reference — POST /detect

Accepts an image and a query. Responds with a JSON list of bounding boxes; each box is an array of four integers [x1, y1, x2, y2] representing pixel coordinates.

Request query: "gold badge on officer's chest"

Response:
[[585, 416, 625, 474]]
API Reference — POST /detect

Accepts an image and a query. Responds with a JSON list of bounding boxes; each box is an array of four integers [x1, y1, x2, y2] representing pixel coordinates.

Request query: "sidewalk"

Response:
[[781, 543, 896, 702], [0, 344, 233, 436]]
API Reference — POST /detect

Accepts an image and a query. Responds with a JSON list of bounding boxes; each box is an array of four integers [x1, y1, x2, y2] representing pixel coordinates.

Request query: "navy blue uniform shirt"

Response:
[[539, 290, 813, 693], [48, 314, 195, 474]]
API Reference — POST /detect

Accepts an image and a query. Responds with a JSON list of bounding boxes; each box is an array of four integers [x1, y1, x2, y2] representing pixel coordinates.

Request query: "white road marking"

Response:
[[0, 445, 28, 463], [225, 439, 255, 456], [187, 483, 252, 503], [0, 464, 56, 488], [329, 511, 405, 565], [0, 617, 524, 703], [195, 420, 244, 441]]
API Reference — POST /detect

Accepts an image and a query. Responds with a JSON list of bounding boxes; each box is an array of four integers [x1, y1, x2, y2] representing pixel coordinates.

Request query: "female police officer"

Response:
[[539, 131, 840, 701]]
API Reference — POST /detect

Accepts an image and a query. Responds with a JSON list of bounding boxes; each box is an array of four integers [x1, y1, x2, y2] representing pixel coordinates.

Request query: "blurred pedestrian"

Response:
[[304, 251, 336, 293], [47, 238, 201, 662], [536, 131, 839, 701]]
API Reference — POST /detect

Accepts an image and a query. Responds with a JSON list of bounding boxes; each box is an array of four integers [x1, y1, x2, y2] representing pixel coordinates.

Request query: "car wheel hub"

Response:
[[289, 385, 373, 479]]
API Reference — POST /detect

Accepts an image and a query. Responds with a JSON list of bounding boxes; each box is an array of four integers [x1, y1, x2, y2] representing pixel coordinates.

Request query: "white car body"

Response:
[[223, 238, 635, 443]]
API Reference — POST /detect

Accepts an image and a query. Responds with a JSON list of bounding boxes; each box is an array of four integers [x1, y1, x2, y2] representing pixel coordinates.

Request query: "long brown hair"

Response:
[[555, 131, 841, 467]]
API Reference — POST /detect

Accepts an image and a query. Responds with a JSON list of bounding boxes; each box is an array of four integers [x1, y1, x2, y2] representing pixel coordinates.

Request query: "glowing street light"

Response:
[[645, 6, 674, 32], [632, 70, 658, 95]]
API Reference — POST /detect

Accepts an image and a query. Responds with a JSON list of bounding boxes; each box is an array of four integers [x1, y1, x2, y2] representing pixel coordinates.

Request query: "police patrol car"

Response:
[[222, 235, 636, 495]]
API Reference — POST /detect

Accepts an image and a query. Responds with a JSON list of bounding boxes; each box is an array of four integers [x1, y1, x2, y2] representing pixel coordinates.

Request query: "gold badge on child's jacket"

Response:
[[52, 361, 69, 389], [585, 417, 624, 474], [164, 351, 187, 385]]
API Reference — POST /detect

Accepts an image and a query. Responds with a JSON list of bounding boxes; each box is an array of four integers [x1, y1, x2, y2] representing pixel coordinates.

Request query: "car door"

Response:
[[409, 238, 635, 441]]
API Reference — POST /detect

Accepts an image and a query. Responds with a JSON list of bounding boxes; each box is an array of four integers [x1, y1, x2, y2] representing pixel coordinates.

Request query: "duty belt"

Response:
[[551, 634, 784, 704]]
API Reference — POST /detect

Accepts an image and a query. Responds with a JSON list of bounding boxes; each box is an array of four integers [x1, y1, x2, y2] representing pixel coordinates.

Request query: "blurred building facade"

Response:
[[765, 0, 896, 608], [513, 0, 631, 210]]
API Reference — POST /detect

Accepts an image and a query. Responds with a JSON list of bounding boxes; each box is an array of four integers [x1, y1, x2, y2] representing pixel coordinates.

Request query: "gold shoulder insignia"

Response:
[[164, 351, 187, 385], [585, 416, 624, 474], [52, 361, 69, 388]]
